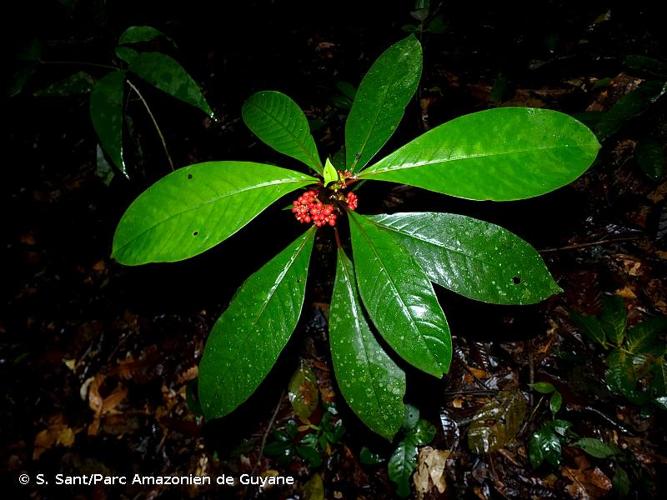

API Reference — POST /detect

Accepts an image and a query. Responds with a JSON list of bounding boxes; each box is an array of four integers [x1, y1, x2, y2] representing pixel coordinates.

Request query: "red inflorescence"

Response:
[[346, 191, 358, 211], [292, 190, 337, 227]]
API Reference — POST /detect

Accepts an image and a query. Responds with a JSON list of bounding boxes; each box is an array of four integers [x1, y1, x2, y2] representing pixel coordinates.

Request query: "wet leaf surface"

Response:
[[468, 390, 528, 454]]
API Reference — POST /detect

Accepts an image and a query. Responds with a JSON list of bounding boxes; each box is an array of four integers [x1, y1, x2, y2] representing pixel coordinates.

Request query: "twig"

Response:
[[539, 236, 642, 253], [333, 226, 343, 249], [126, 79, 175, 171], [39, 59, 116, 70], [252, 389, 285, 475]]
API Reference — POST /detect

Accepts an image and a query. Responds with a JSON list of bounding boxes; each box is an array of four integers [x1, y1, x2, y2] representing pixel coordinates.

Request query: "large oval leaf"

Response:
[[360, 107, 600, 201], [349, 213, 452, 377], [368, 212, 561, 304], [242, 91, 322, 174], [90, 70, 126, 176], [468, 390, 527, 454], [198, 228, 315, 419], [329, 249, 406, 439], [129, 51, 213, 117], [119, 25, 174, 46], [112, 161, 316, 265], [346, 36, 422, 171]]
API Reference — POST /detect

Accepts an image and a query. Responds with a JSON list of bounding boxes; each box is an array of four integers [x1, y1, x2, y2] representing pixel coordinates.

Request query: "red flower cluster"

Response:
[[346, 192, 358, 211], [292, 190, 337, 227], [292, 186, 359, 227]]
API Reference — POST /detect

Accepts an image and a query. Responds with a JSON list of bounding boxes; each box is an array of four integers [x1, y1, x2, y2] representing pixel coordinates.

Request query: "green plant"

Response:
[[112, 36, 600, 440], [572, 296, 667, 408], [15, 26, 213, 179]]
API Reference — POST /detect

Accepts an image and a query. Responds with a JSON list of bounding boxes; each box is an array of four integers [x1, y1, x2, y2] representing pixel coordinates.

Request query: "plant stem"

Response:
[[127, 79, 175, 171], [252, 389, 285, 475], [539, 235, 642, 253], [334, 226, 343, 249], [39, 60, 116, 71]]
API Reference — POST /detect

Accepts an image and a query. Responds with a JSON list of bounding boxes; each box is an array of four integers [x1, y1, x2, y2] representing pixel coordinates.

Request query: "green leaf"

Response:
[[288, 363, 319, 421], [329, 249, 406, 440], [605, 350, 646, 404], [626, 317, 667, 355], [297, 445, 322, 467], [407, 419, 436, 446], [349, 213, 452, 377], [359, 447, 384, 465], [613, 466, 631, 497], [636, 139, 665, 181], [95, 144, 115, 186], [360, 108, 600, 201], [115, 46, 139, 65], [595, 81, 667, 140], [529, 382, 555, 394], [242, 91, 322, 173], [600, 296, 627, 345], [303, 473, 325, 500], [388, 436, 419, 498], [198, 229, 315, 419], [403, 404, 420, 431], [118, 25, 174, 46], [112, 161, 316, 265], [34, 71, 94, 96], [323, 158, 338, 186], [129, 51, 213, 117], [369, 212, 561, 305], [549, 391, 563, 414], [528, 424, 562, 468], [90, 70, 126, 176], [346, 36, 422, 171], [623, 55, 667, 78], [574, 438, 619, 459], [468, 390, 527, 454], [571, 312, 607, 346]]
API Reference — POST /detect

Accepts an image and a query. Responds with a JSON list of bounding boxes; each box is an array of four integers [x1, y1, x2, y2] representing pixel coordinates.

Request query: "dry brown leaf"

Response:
[[414, 446, 450, 498], [176, 366, 198, 384], [33, 415, 77, 460], [563, 461, 612, 499]]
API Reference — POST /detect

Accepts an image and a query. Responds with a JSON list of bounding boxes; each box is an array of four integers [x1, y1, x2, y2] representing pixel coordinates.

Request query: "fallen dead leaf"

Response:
[[414, 446, 450, 498], [33, 415, 78, 460]]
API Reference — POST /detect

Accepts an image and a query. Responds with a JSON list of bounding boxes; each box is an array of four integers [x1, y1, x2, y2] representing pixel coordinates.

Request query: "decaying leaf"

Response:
[[288, 362, 319, 421], [303, 472, 324, 500], [413, 446, 449, 498], [468, 390, 528, 454], [33, 415, 78, 460], [563, 456, 613, 498], [85, 374, 128, 435]]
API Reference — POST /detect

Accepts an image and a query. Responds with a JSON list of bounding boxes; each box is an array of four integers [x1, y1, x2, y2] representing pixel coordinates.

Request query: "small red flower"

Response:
[[291, 190, 337, 227], [346, 192, 358, 211]]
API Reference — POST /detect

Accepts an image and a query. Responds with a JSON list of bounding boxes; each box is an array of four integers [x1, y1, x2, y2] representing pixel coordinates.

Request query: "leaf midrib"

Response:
[[352, 216, 442, 373], [361, 143, 589, 176], [115, 177, 310, 256], [248, 98, 322, 173]]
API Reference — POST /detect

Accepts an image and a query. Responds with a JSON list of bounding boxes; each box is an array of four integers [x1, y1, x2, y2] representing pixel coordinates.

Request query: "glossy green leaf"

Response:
[[626, 317, 667, 355], [600, 296, 627, 345], [359, 447, 384, 465], [129, 52, 213, 117], [349, 213, 452, 377], [90, 70, 126, 176], [407, 419, 436, 446], [34, 71, 94, 96], [388, 436, 418, 498], [529, 382, 555, 394], [572, 312, 607, 346], [528, 424, 562, 468], [242, 91, 322, 173], [595, 81, 667, 140], [369, 212, 561, 305], [112, 161, 316, 265], [288, 363, 319, 421], [119, 25, 174, 46], [605, 350, 646, 404], [360, 108, 600, 201], [329, 249, 406, 439], [403, 404, 420, 430], [574, 438, 619, 459], [549, 391, 563, 414], [323, 158, 338, 186], [468, 390, 527, 454], [636, 139, 665, 181], [346, 36, 422, 171], [198, 229, 315, 419]]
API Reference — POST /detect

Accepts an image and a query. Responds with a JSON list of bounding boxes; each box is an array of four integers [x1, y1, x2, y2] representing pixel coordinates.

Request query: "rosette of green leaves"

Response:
[[113, 35, 599, 440]]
